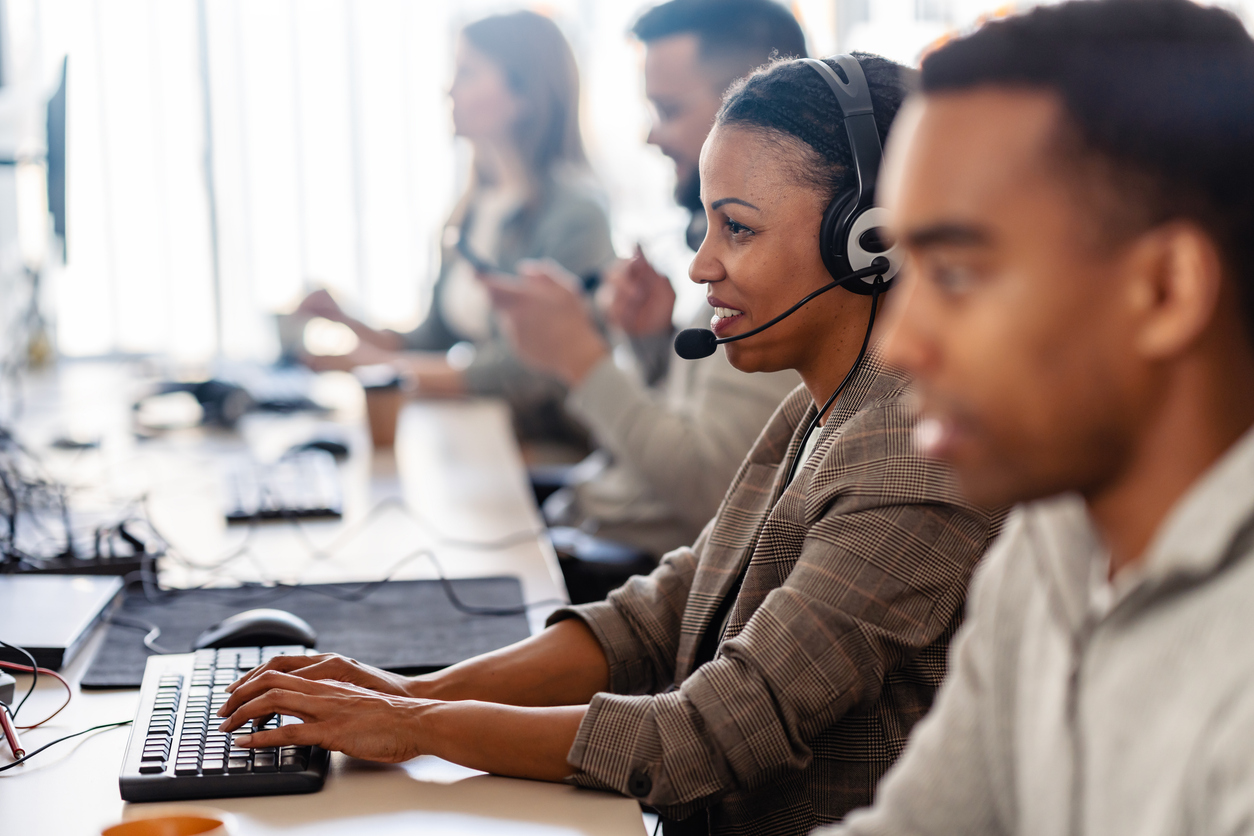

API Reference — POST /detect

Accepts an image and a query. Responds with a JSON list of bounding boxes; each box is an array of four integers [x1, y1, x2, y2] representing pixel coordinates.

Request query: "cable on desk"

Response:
[[106, 615, 178, 654], [0, 720, 132, 773], [0, 640, 37, 720], [226, 495, 545, 564], [251, 548, 569, 615], [139, 547, 567, 617], [0, 662, 71, 728], [128, 494, 563, 620], [0, 427, 165, 568]]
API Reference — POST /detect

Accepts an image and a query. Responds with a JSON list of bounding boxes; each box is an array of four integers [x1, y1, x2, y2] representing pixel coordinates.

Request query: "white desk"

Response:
[[0, 362, 643, 835]]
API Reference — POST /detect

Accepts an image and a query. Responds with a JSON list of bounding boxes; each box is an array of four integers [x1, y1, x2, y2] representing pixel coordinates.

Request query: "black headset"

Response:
[[674, 54, 899, 361], [804, 56, 902, 294]]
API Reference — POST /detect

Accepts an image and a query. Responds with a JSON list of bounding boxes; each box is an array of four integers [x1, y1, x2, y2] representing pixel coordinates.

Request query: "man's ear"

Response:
[[1124, 221, 1224, 360]]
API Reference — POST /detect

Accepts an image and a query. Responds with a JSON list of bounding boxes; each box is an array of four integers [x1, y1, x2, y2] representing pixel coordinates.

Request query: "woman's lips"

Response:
[[710, 305, 745, 337]]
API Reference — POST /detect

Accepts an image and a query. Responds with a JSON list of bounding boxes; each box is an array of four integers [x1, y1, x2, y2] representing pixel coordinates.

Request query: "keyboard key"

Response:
[[280, 750, 308, 772], [227, 757, 250, 774], [252, 753, 277, 772], [138, 763, 165, 774], [174, 762, 200, 776], [201, 758, 225, 773]]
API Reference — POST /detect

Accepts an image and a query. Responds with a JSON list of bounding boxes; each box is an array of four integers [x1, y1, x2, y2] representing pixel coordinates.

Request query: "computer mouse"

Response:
[[291, 438, 349, 458], [192, 608, 318, 650]]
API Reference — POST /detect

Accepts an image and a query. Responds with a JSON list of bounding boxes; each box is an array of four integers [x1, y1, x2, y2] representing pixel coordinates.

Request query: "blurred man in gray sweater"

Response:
[[819, 1, 1254, 834], [488, 1, 806, 600]]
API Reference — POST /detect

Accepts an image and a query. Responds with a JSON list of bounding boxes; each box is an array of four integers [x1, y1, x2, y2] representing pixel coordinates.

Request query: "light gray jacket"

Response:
[[557, 306, 799, 557], [821, 424, 1254, 836]]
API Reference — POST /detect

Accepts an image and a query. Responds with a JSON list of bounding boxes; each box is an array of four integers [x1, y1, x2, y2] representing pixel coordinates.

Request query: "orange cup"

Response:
[[356, 365, 404, 448], [103, 812, 231, 836]]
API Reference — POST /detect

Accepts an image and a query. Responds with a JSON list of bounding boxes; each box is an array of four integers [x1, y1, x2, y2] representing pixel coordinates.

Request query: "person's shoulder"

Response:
[[805, 351, 1005, 525], [809, 359, 948, 499]]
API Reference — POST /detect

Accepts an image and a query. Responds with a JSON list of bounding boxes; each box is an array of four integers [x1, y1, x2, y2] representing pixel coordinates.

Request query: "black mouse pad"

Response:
[[81, 577, 531, 690]]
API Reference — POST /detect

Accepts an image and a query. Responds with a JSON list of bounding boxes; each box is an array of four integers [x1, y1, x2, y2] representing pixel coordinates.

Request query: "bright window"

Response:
[[8, 0, 1253, 361]]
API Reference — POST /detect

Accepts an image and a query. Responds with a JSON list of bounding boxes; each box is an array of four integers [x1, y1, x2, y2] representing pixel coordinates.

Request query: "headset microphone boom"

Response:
[[673, 260, 890, 360]]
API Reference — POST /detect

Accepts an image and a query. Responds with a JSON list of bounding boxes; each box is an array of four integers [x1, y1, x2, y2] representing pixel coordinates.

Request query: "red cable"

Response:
[[0, 662, 73, 729]]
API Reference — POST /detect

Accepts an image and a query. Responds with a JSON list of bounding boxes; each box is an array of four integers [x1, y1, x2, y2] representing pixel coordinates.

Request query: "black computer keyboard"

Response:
[[223, 449, 343, 523], [119, 646, 329, 802]]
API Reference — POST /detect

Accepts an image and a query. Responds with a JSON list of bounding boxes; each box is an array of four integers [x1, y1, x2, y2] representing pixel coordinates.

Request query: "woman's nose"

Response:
[[688, 230, 724, 285]]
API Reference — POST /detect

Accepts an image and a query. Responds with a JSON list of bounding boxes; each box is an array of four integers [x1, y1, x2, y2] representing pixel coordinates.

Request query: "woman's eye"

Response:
[[725, 219, 753, 237]]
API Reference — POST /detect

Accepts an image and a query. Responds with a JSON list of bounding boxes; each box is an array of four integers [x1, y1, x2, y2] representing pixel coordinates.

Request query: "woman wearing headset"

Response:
[[299, 10, 613, 445], [219, 54, 999, 836]]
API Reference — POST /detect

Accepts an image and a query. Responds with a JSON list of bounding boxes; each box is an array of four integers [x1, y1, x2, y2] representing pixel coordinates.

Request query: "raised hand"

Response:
[[598, 245, 676, 337], [481, 259, 608, 386], [296, 289, 347, 323]]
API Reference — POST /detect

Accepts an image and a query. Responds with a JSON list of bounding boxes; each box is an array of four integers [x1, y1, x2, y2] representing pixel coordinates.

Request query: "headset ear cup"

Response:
[[819, 191, 856, 280], [844, 205, 902, 294]]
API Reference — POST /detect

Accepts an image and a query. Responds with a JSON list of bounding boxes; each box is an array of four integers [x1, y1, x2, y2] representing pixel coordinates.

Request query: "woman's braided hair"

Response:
[[716, 53, 916, 204]]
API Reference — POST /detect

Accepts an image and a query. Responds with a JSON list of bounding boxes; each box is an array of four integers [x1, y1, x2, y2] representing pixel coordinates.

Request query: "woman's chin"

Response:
[[725, 345, 788, 375]]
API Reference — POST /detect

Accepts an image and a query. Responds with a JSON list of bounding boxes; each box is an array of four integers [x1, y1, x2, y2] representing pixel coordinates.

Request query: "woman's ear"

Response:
[[1124, 221, 1224, 360]]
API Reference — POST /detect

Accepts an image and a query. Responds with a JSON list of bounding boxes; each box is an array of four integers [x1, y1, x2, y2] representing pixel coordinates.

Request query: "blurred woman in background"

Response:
[[300, 10, 614, 445]]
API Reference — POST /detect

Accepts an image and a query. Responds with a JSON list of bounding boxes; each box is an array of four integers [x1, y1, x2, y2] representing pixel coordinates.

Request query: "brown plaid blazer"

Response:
[[550, 350, 1000, 836]]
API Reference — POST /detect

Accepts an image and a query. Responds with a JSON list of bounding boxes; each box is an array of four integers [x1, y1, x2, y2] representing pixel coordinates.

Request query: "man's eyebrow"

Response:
[[711, 197, 760, 211], [904, 223, 991, 248]]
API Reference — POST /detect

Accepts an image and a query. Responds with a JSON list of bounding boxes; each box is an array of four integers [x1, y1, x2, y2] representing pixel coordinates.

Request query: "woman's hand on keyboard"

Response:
[[226, 653, 417, 701], [216, 672, 432, 763], [216, 666, 587, 781]]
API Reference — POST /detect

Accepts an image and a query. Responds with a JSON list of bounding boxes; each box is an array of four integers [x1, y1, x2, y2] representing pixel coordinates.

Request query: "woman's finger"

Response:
[[231, 718, 323, 750], [218, 686, 321, 734], [227, 653, 330, 693], [219, 669, 337, 722]]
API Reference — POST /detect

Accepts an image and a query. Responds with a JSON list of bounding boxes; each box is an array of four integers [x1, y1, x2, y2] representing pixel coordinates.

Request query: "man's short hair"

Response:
[[921, 0, 1254, 337], [631, 0, 808, 86]]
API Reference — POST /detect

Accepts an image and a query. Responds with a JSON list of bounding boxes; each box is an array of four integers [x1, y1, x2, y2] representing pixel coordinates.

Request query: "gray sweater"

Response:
[[820, 424, 1254, 836], [404, 172, 615, 443]]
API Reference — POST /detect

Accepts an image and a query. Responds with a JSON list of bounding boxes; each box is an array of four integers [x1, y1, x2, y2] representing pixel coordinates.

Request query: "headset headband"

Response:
[[800, 56, 884, 218]]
